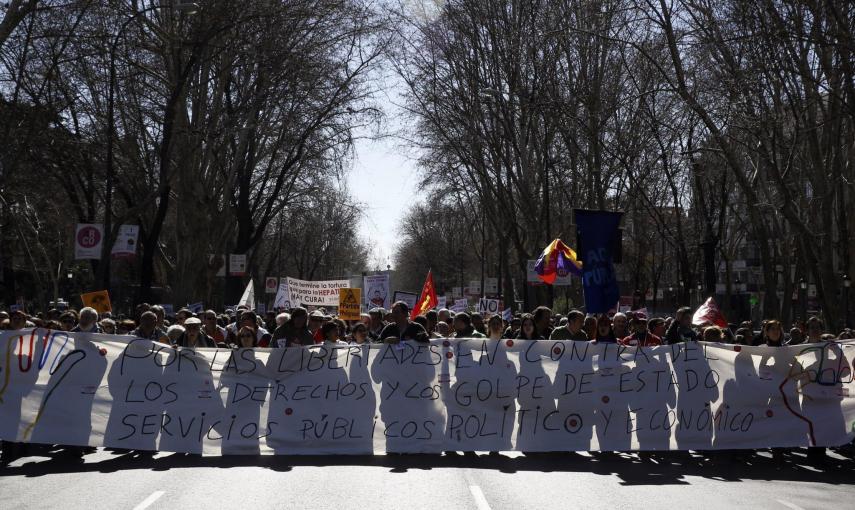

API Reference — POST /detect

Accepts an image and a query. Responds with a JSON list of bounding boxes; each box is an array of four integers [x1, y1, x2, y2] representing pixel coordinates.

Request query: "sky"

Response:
[[346, 133, 419, 271]]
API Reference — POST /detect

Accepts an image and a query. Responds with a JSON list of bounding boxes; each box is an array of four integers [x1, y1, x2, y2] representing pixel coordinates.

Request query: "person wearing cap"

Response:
[[367, 307, 387, 342], [619, 315, 662, 347], [175, 317, 216, 348], [308, 310, 326, 343], [549, 309, 588, 341], [272, 307, 315, 347], [378, 301, 429, 343], [175, 308, 193, 325]]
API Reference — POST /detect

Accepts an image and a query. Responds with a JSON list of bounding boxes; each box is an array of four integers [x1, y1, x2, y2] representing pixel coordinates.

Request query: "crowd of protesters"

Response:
[[0, 300, 852, 465], [1, 301, 846, 349]]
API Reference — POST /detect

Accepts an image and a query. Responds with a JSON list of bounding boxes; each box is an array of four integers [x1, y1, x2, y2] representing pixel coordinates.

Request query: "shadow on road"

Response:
[[2, 446, 854, 487]]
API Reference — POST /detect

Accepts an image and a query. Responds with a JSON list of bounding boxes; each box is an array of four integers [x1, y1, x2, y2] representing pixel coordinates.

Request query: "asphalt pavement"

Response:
[[1, 446, 854, 509]]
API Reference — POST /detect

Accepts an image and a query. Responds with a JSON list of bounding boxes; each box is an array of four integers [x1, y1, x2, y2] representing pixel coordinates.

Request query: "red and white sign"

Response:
[[75, 223, 104, 260]]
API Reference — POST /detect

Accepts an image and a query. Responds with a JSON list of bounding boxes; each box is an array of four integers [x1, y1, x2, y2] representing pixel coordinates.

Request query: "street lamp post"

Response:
[[844, 274, 851, 328], [696, 283, 703, 307], [799, 278, 807, 322]]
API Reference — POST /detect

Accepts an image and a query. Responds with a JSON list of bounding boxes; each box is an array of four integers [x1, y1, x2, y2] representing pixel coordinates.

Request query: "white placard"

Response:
[[287, 277, 350, 307], [363, 274, 390, 309]]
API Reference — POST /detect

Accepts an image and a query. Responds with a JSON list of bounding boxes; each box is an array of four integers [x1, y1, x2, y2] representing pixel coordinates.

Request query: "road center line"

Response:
[[469, 485, 492, 510], [776, 499, 805, 510], [133, 490, 165, 510]]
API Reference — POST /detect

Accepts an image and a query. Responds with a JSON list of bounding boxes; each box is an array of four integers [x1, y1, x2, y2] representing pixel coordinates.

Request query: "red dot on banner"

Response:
[[506, 340, 514, 347], [569, 419, 578, 427], [601, 396, 610, 404], [99, 348, 107, 356], [766, 409, 774, 418], [446, 351, 453, 359], [443, 340, 450, 347], [285, 408, 293, 415], [734, 345, 742, 352], [553, 347, 561, 355]]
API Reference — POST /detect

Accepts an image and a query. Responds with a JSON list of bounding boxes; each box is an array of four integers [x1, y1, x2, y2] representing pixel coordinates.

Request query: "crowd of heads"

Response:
[[0, 300, 847, 349]]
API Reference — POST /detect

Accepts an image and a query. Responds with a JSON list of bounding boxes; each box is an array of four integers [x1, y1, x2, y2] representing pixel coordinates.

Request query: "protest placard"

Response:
[[287, 277, 350, 307], [339, 288, 362, 320]]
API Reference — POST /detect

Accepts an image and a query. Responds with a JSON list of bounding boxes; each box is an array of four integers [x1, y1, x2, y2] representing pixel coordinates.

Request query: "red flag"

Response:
[[411, 270, 438, 320], [692, 297, 728, 328]]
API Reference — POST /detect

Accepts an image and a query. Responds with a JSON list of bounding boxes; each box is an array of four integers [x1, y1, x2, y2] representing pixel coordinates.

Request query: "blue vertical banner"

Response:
[[574, 209, 623, 313]]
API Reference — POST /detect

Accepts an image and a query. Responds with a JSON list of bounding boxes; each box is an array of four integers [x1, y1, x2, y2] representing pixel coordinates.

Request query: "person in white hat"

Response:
[[175, 317, 216, 348]]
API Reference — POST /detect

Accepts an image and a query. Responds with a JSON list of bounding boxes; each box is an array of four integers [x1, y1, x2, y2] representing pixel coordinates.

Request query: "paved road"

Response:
[[1, 446, 853, 509]]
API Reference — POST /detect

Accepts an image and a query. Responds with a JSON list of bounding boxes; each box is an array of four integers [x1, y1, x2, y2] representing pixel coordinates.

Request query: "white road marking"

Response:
[[133, 490, 165, 510], [776, 499, 805, 510], [469, 485, 492, 510]]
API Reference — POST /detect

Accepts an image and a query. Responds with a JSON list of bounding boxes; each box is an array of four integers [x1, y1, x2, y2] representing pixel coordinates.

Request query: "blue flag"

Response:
[[575, 210, 622, 313]]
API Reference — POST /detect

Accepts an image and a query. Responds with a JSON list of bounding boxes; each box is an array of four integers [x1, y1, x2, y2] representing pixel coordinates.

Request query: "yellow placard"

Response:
[[80, 290, 112, 314], [338, 288, 362, 321]]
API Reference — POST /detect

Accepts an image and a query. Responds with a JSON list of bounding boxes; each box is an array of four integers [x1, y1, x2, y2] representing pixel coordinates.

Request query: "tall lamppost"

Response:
[[843, 274, 851, 328], [696, 283, 703, 307], [799, 278, 807, 322]]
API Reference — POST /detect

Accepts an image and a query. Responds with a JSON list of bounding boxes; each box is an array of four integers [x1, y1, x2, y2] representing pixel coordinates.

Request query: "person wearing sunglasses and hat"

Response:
[[175, 317, 216, 348]]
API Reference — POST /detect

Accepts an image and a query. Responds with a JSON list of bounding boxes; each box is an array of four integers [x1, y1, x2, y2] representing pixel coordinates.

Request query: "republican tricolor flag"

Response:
[[411, 270, 438, 320], [534, 238, 583, 284]]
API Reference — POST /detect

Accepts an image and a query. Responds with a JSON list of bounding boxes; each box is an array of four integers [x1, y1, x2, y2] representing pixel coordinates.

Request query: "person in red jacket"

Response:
[[619, 315, 662, 347]]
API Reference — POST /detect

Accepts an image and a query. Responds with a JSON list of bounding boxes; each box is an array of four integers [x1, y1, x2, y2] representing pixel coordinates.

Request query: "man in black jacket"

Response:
[[664, 307, 698, 344]]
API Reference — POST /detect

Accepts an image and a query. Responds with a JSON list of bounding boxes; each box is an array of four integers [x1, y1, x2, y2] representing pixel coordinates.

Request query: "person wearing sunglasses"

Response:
[[202, 309, 227, 345], [235, 326, 257, 348], [58, 312, 76, 332]]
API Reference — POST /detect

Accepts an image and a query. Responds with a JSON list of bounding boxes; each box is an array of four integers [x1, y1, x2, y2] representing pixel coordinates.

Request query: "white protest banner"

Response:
[[363, 274, 390, 309], [265, 277, 278, 294], [477, 297, 500, 315], [188, 302, 204, 313], [273, 280, 291, 310], [111, 225, 139, 258], [74, 223, 104, 260], [502, 308, 513, 321], [159, 304, 174, 316], [229, 254, 247, 276], [392, 291, 418, 310], [2, 330, 854, 455], [452, 287, 462, 299], [287, 277, 349, 307]]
